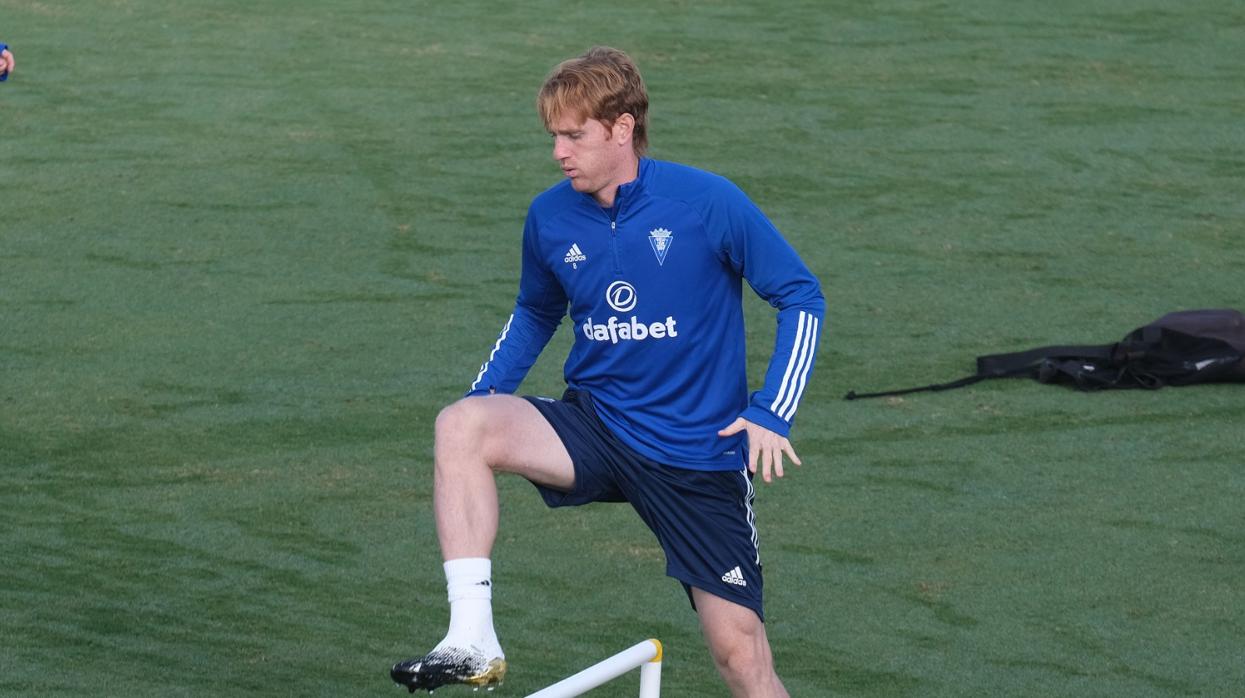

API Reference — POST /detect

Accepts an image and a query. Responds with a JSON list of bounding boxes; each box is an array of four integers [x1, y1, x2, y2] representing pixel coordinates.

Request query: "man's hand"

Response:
[[0, 49, 13, 78], [717, 417, 802, 483]]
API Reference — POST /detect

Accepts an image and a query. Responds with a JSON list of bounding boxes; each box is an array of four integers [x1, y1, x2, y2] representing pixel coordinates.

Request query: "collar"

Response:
[[615, 158, 651, 201], [594, 158, 650, 216]]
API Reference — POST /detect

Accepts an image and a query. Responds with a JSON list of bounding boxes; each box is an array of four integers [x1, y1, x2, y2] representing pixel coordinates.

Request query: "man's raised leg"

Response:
[[433, 395, 575, 558], [391, 395, 575, 692]]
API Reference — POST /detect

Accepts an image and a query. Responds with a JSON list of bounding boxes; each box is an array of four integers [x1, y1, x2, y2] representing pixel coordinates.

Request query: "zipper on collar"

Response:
[[609, 214, 622, 275], [602, 165, 640, 276], [608, 196, 623, 275]]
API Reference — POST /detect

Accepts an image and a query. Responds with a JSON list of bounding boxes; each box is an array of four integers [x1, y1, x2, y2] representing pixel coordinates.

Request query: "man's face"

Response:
[[549, 113, 630, 205]]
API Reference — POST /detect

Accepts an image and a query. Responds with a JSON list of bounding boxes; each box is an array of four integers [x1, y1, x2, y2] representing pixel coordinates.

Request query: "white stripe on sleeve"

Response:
[[777, 316, 818, 421], [769, 311, 810, 417], [470, 314, 514, 392]]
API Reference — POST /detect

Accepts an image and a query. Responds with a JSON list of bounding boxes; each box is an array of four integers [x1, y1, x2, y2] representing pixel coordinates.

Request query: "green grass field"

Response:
[[3, 1, 1243, 695]]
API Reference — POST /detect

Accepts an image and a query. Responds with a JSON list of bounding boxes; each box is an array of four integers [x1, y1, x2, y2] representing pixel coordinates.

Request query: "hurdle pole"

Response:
[[526, 639, 662, 698]]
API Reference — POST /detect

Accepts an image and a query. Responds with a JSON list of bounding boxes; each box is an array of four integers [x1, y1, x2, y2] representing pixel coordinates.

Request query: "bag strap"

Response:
[[843, 342, 1118, 400], [975, 343, 1116, 376], [844, 374, 986, 400]]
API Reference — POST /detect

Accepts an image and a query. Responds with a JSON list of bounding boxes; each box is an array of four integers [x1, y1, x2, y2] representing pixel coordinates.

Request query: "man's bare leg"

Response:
[[392, 395, 574, 692], [433, 395, 574, 559], [693, 588, 790, 698]]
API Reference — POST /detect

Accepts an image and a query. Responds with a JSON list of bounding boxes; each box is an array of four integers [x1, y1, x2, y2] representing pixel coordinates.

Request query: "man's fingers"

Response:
[[723, 418, 802, 483], [783, 441, 802, 467], [767, 444, 785, 481]]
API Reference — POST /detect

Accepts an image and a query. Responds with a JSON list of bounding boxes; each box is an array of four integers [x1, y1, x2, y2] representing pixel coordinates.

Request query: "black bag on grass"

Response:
[[845, 308, 1245, 400]]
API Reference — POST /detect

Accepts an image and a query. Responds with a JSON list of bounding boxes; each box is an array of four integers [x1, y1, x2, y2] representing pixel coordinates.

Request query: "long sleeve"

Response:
[[712, 182, 825, 436], [466, 211, 567, 395]]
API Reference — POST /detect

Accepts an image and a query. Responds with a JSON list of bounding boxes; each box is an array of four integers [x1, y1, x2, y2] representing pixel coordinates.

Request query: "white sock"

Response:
[[436, 558, 503, 658]]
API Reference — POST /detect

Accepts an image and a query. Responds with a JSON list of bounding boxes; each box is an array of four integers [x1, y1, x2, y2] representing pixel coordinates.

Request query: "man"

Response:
[[391, 46, 823, 697], [0, 42, 13, 81]]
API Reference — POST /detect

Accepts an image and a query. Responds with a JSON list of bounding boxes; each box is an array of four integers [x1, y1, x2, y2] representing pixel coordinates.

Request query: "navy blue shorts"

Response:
[[523, 389, 765, 620]]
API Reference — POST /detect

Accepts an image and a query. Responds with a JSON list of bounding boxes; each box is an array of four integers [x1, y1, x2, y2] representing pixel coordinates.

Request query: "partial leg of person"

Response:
[[609, 455, 780, 696], [693, 588, 790, 698], [391, 394, 575, 693]]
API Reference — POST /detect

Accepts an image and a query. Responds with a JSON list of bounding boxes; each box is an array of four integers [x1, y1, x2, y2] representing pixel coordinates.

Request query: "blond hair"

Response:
[[537, 47, 649, 157]]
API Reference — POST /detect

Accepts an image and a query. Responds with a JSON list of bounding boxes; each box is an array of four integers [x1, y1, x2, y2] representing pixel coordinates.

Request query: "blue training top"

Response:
[[469, 158, 825, 470]]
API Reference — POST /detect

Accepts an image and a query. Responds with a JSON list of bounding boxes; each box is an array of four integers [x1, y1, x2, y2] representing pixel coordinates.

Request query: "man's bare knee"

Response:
[[435, 399, 484, 444], [709, 634, 767, 674], [434, 398, 498, 467], [435, 396, 538, 472]]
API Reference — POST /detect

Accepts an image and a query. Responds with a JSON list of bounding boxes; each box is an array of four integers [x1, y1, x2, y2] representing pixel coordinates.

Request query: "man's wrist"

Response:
[[739, 405, 791, 437]]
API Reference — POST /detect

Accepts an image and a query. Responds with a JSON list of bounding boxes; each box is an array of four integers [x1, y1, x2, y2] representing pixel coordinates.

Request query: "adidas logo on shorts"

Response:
[[721, 566, 747, 587]]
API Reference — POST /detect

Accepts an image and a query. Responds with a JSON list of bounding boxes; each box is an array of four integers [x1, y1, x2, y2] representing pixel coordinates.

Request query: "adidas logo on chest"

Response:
[[564, 243, 587, 269]]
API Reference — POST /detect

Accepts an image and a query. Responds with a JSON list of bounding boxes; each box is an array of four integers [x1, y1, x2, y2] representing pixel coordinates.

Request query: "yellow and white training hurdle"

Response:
[[525, 639, 663, 698]]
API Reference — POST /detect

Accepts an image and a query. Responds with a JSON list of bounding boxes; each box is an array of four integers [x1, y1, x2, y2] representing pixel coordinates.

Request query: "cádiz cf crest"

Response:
[[648, 227, 674, 266]]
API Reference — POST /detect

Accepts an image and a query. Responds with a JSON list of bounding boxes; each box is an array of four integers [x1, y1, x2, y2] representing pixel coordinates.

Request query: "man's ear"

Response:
[[613, 113, 636, 146]]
